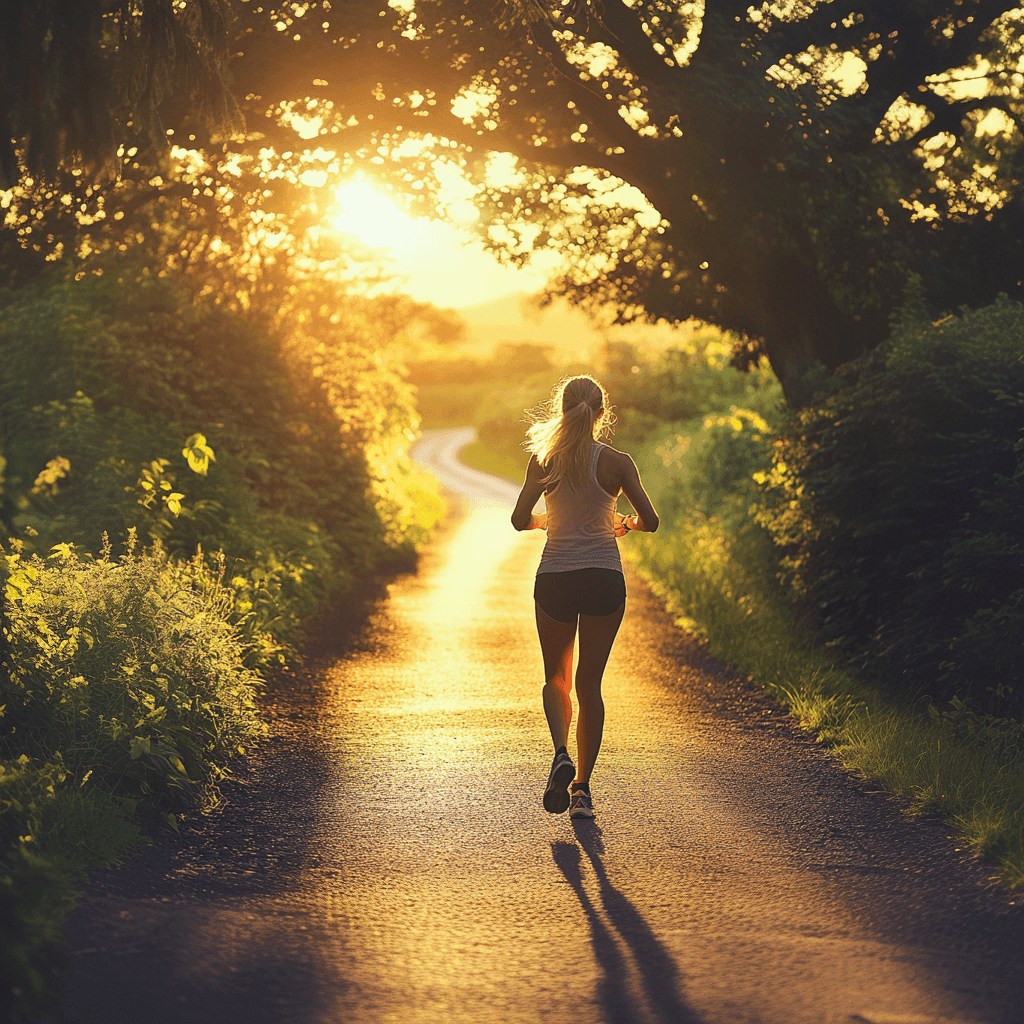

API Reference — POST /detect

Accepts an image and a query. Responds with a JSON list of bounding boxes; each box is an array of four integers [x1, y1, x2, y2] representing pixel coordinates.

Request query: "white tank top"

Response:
[[537, 443, 623, 575]]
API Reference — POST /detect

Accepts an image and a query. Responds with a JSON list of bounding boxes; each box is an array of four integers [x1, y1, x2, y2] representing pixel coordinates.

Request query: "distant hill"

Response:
[[454, 292, 694, 365]]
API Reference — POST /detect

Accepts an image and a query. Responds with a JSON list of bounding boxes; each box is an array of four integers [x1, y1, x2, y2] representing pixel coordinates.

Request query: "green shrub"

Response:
[[755, 295, 1024, 714], [0, 269, 389, 565], [0, 255, 444, 660], [0, 531, 273, 1014], [407, 341, 554, 387], [627, 393, 785, 636], [601, 333, 779, 446], [474, 374, 559, 468], [622, 338, 1024, 888], [3, 536, 266, 809], [412, 344, 558, 432]]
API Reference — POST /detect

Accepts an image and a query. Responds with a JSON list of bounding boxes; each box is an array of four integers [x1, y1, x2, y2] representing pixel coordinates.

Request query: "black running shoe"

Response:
[[543, 749, 575, 814], [569, 788, 595, 819]]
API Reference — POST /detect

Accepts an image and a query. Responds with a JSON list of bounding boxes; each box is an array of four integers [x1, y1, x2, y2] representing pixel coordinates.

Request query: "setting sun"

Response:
[[330, 179, 555, 308], [332, 181, 419, 251]]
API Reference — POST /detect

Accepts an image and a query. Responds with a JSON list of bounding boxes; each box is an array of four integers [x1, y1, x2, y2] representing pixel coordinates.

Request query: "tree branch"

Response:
[[589, 0, 680, 84], [860, 2, 1015, 126], [524, 17, 662, 161], [941, 0, 1017, 70]]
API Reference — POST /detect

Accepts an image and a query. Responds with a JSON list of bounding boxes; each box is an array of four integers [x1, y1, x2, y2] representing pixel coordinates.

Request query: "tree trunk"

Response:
[[751, 247, 865, 407], [763, 327, 824, 408]]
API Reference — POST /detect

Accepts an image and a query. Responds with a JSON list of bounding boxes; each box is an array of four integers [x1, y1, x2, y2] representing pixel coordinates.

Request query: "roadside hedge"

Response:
[[756, 295, 1024, 716], [0, 250, 445, 1020], [0, 537, 273, 1018], [617, 300, 1024, 884], [4, 539, 266, 809]]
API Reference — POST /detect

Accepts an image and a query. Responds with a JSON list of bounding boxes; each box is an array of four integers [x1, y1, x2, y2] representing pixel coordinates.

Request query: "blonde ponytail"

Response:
[[525, 375, 613, 490]]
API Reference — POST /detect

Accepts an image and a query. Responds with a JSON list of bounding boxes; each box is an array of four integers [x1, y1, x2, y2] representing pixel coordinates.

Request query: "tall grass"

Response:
[[458, 437, 526, 484]]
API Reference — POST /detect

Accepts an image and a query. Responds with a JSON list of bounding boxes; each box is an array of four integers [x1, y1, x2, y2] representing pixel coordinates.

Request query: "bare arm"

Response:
[[618, 454, 659, 533], [511, 455, 548, 531]]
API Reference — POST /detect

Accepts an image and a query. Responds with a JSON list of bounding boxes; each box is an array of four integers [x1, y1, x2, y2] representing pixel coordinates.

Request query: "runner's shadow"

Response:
[[552, 828, 699, 1024], [551, 841, 645, 1024]]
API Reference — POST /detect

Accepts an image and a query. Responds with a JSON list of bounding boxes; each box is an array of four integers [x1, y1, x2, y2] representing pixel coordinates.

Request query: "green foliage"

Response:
[[410, 342, 557, 432], [474, 374, 563, 468], [623, 369, 785, 639], [407, 342, 554, 388], [181, 434, 216, 477], [450, 331, 781, 484], [755, 296, 1024, 714], [10, 2, 1024, 409], [415, 381, 504, 430], [410, 344, 563, 457], [3, 538, 267, 808], [215, 1, 1024, 405], [458, 438, 527, 485], [0, 533, 273, 1016], [600, 334, 780, 447], [0, 0, 238, 186], [619, 338, 1024, 889], [0, 231, 445, 1017], [0, 251, 442, 636], [834, 700, 1024, 888]]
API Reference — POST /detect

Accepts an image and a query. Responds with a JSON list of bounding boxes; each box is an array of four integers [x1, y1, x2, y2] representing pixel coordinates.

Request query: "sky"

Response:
[[330, 180, 555, 309]]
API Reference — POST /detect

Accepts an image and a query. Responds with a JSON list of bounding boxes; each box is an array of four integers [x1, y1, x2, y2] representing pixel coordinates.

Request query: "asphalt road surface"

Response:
[[59, 427, 1024, 1024]]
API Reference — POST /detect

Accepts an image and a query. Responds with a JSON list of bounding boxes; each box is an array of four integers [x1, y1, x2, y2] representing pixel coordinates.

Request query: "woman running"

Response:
[[511, 374, 659, 819]]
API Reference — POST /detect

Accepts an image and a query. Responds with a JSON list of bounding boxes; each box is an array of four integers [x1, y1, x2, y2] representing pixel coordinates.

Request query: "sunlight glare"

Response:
[[329, 179, 557, 307], [333, 181, 419, 251]]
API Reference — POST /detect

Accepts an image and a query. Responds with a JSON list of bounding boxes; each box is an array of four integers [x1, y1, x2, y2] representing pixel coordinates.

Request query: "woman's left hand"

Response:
[[614, 512, 633, 537]]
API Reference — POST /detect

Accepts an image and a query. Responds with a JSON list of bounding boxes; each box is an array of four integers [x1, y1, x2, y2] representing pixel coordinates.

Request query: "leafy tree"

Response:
[[0, 0, 238, 185], [217, 0, 1024, 404], [7, 2, 1023, 403]]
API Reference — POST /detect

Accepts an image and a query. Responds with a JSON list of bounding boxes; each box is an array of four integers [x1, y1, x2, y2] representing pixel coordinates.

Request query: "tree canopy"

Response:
[[4, 1, 1024, 403], [0, 0, 238, 185], [220, 0, 1024, 403]]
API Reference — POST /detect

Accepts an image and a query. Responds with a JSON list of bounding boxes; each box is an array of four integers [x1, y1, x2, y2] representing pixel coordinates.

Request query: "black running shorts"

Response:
[[534, 568, 627, 623]]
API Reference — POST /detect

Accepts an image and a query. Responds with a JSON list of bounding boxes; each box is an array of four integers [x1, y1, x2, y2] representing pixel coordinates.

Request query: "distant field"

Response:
[[415, 381, 498, 429], [458, 437, 524, 483]]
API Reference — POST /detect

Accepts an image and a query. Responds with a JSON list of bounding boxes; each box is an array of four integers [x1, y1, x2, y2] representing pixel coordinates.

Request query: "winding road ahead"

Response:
[[60, 428, 1024, 1024]]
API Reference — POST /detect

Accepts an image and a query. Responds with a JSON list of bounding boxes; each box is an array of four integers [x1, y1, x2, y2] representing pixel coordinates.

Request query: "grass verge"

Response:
[[628, 522, 1024, 888], [457, 437, 527, 485]]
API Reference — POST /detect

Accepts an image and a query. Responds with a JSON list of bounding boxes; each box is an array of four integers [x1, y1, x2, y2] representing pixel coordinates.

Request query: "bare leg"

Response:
[[574, 603, 625, 784], [535, 603, 578, 751]]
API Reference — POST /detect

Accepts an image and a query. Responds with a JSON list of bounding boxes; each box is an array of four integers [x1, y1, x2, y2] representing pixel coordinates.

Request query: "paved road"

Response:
[[60, 428, 1024, 1024]]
